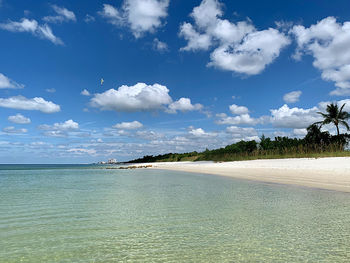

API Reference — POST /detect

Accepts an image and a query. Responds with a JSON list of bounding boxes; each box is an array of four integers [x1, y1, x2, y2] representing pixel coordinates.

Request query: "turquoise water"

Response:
[[1, 165, 350, 262]]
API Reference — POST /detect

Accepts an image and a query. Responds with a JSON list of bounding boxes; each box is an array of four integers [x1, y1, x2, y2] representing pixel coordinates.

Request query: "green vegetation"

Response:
[[315, 102, 350, 135], [128, 103, 350, 163]]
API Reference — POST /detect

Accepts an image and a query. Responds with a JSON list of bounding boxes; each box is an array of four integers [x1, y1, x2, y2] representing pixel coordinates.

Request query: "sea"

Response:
[[1, 164, 350, 262]]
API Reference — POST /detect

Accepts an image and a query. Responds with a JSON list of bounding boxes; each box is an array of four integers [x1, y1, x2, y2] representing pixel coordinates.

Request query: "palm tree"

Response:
[[314, 103, 350, 135]]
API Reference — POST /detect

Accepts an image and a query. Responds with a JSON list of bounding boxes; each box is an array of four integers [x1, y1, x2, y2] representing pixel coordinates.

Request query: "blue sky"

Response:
[[1, 0, 350, 163]]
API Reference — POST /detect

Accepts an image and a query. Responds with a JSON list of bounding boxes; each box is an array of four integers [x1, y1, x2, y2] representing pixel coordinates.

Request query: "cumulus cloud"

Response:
[[283, 90, 302, 103], [90, 82, 172, 112], [226, 125, 259, 141], [39, 119, 79, 137], [291, 17, 350, 96], [179, 0, 290, 75], [167, 98, 203, 113], [293, 128, 307, 137], [270, 104, 321, 129], [8, 114, 31, 124], [208, 29, 290, 75], [0, 18, 63, 45], [113, 120, 143, 130], [0, 73, 24, 89], [43, 5, 76, 24], [153, 38, 168, 52], [39, 119, 79, 131], [229, 104, 249, 115], [81, 89, 91, 96], [2, 126, 27, 134], [216, 113, 263, 126], [179, 23, 212, 51], [0, 96, 60, 113], [99, 0, 169, 38], [188, 127, 217, 138]]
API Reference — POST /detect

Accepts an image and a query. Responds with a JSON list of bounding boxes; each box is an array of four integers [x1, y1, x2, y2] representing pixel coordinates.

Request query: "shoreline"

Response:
[[138, 157, 350, 193]]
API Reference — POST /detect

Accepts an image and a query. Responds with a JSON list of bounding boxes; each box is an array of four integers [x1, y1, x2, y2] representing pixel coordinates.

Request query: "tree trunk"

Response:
[[336, 124, 340, 136]]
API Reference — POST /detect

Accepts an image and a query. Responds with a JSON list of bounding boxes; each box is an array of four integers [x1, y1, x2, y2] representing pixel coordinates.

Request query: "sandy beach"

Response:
[[145, 157, 350, 192]]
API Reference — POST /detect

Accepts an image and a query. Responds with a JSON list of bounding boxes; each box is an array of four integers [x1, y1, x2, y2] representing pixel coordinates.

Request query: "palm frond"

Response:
[[322, 118, 332, 125], [339, 111, 350, 120], [339, 120, 350, 131], [339, 103, 346, 113], [317, 112, 329, 118]]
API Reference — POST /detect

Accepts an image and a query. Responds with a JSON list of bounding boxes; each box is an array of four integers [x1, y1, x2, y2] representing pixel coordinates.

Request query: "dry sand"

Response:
[[146, 157, 350, 192]]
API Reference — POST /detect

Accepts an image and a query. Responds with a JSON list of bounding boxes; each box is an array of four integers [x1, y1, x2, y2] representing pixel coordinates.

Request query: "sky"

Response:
[[1, 0, 350, 163]]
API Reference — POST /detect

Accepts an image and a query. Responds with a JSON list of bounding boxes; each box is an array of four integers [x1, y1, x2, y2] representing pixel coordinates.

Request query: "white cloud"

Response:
[[153, 38, 168, 52], [42, 130, 67, 137], [229, 104, 249, 115], [167, 98, 203, 113], [0, 96, 60, 113], [99, 0, 169, 38], [67, 148, 97, 155], [39, 120, 79, 137], [46, 88, 56, 93], [99, 4, 122, 26], [291, 17, 350, 96], [30, 141, 50, 148], [179, 23, 212, 51], [179, 0, 290, 75], [39, 119, 79, 131], [8, 114, 31, 124], [84, 14, 95, 23], [293, 128, 307, 137], [216, 113, 263, 125], [81, 89, 91, 96], [90, 82, 172, 112], [191, 0, 223, 29], [53, 120, 79, 130], [270, 104, 321, 129], [226, 125, 259, 141], [113, 121, 143, 130], [2, 126, 27, 134], [0, 73, 24, 89], [283, 90, 302, 103], [43, 5, 76, 24], [226, 125, 257, 137], [0, 18, 63, 45], [135, 130, 164, 140], [220, 99, 350, 131], [188, 127, 217, 138], [208, 29, 290, 75]]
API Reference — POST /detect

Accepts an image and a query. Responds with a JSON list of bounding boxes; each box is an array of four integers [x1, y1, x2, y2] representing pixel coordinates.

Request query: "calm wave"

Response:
[[1, 166, 350, 262]]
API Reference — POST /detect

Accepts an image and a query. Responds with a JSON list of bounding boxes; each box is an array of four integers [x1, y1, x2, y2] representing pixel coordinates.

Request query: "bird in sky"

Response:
[[101, 78, 104, 86]]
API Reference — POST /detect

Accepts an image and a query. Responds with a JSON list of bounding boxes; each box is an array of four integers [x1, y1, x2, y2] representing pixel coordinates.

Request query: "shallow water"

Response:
[[1, 165, 350, 262]]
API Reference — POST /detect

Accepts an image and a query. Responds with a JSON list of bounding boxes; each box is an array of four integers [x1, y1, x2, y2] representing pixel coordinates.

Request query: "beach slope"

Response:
[[149, 157, 350, 192]]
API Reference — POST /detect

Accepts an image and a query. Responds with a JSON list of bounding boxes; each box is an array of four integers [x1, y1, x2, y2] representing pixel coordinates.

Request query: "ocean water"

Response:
[[1, 165, 350, 262]]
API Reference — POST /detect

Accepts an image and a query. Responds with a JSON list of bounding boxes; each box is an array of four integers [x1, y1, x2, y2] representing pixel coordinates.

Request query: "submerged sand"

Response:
[[145, 157, 350, 192]]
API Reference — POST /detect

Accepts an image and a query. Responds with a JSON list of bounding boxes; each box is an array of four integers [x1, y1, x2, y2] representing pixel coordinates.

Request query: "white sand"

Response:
[[145, 157, 350, 192]]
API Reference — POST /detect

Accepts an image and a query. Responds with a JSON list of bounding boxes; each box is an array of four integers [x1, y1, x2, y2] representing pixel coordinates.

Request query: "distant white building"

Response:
[[108, 158, 117, 164]]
